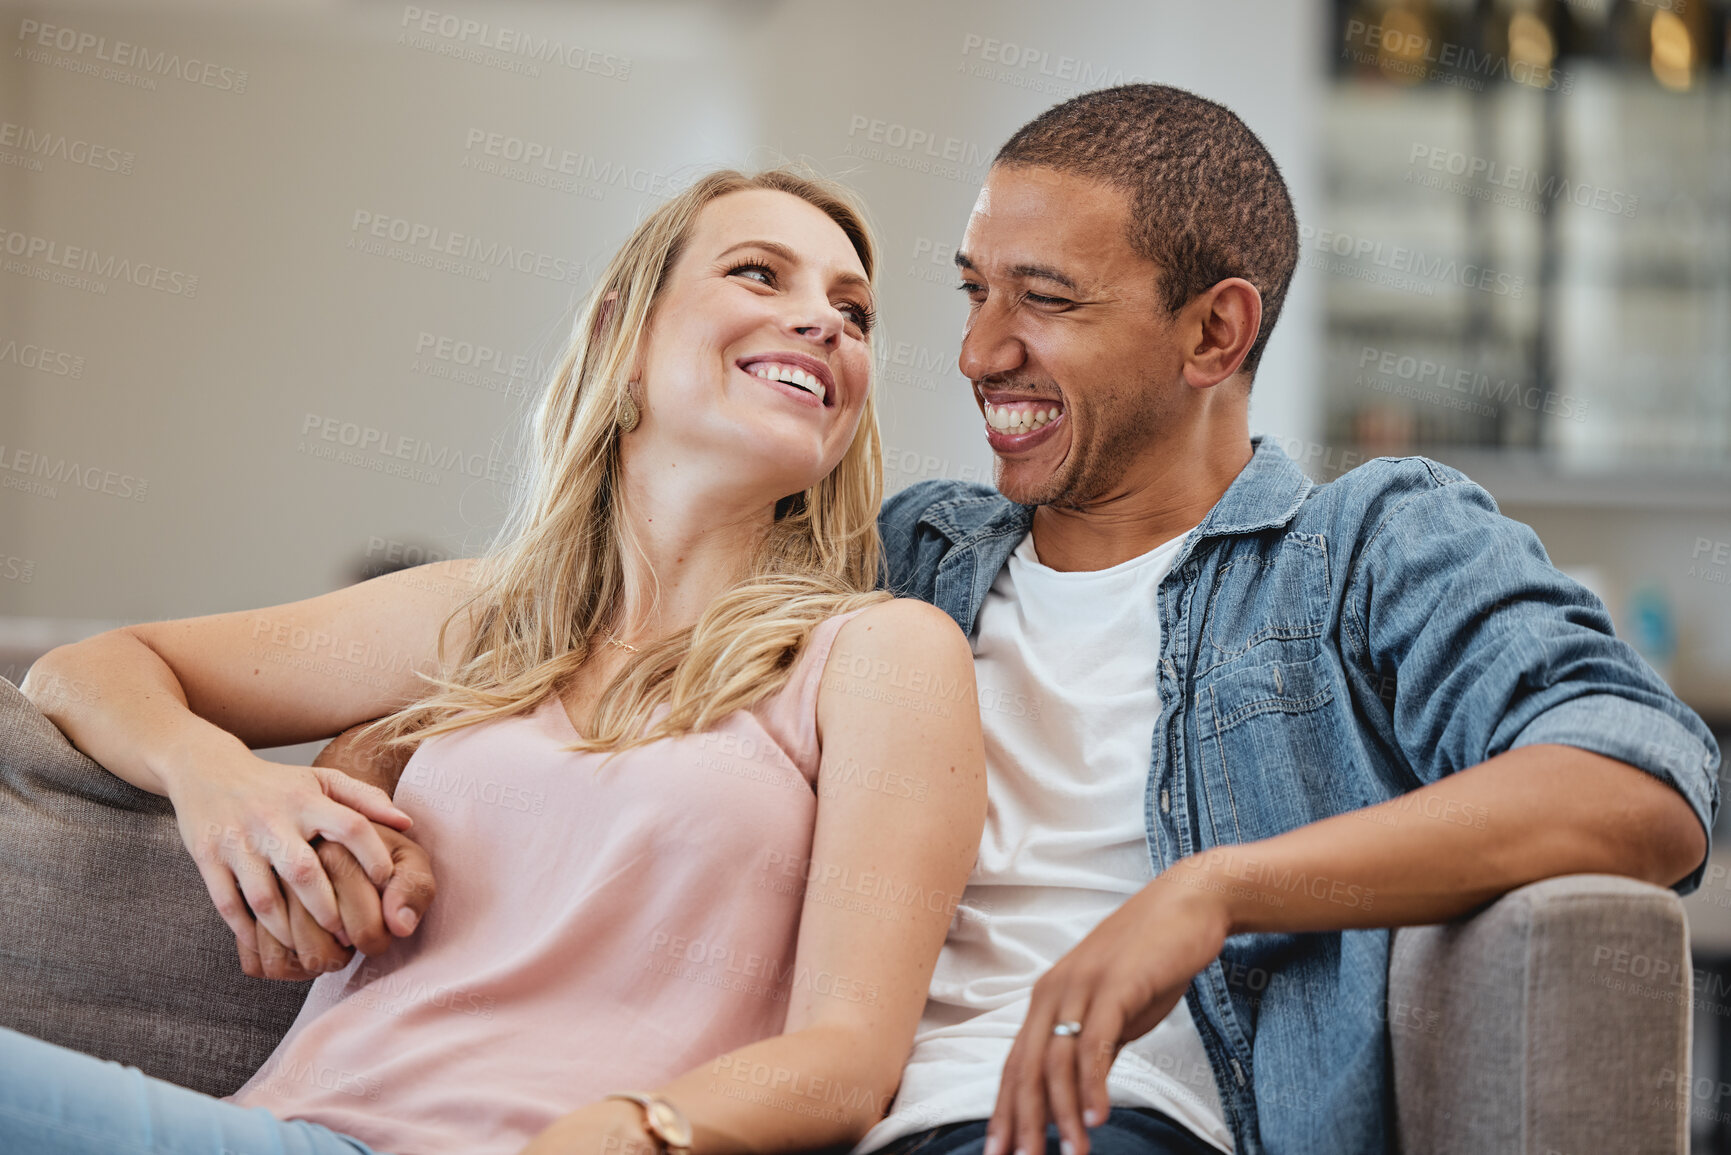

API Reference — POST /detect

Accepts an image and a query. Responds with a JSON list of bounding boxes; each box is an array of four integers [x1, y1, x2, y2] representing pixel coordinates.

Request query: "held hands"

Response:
[[241, 726, 431, 980], [984, 868, 1232, 1155], [245, 820, 436, 980], [162, 745, 430, 979]]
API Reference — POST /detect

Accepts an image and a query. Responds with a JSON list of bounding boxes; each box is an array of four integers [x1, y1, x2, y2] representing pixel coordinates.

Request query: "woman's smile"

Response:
[[736, 351, 837, 408]]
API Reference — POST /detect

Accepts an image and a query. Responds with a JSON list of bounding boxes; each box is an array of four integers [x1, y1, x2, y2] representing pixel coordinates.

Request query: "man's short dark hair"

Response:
[[995, 84, 1299, 378]]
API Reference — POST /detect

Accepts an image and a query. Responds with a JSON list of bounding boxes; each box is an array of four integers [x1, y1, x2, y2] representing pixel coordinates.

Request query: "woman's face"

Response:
[[629, 188, 876, 504]]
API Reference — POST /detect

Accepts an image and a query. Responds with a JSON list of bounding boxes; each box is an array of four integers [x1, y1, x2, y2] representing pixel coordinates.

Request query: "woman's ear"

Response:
[[597, 290, 650, 385]]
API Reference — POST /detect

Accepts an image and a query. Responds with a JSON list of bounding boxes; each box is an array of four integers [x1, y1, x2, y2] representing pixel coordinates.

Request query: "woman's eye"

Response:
[[728, 262, 775, 286], [838, 302, 876, 332]]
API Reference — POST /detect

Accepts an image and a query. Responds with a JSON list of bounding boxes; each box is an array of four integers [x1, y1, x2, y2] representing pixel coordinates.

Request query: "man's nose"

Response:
[[958, 302, 1025, 382]]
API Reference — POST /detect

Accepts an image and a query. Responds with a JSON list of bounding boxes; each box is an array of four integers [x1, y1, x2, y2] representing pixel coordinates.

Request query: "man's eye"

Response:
[[956, 280, 983, 296], [727, 262, 775, 286], [1026, 292, 1071, 307]]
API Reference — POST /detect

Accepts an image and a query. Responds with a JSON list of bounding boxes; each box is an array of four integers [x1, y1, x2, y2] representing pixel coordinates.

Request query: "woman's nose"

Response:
[[792, 315, 840, 347]]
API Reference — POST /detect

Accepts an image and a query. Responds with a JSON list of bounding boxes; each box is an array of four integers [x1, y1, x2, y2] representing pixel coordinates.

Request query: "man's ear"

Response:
[[1181, 277, 1262, 389]]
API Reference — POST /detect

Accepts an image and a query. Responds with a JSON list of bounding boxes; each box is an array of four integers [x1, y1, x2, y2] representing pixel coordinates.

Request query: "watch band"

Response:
[[605, 1091, 693, 1155]]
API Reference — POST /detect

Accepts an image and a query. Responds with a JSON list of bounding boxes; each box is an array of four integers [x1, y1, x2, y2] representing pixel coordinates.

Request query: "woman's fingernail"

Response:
[[1061, 1143, 1076, 1155], [1084, 1108, 1104, 1127], [400, 908, 419, 932], [982, 1136, 1002, 1155]]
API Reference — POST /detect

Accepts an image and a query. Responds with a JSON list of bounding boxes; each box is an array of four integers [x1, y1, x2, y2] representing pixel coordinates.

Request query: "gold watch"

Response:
[[605, 1092, 693, 1155]]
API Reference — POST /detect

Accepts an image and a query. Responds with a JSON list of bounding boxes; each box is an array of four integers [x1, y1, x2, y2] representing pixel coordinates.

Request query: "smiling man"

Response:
[[852, 85, 1720, 1155]]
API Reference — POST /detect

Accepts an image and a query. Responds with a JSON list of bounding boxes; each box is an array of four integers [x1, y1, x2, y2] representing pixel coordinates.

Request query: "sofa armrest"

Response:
[[1389, 873, 1690, 1154]]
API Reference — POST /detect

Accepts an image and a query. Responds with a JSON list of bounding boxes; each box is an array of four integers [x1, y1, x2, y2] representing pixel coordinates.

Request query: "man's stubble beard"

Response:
[[994, 371, 1174, 511]]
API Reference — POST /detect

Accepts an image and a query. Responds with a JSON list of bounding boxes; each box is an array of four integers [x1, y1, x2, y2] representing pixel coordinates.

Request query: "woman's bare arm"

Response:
[[25, 558, 481, 791], [20, 559, 481, 949]]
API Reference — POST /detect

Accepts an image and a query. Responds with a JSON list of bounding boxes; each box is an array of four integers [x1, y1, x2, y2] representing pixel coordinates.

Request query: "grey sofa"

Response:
[[1389, 874, 1691, 1153], [0, 676, 1693, 1151], [0, 676, 312, 1096]]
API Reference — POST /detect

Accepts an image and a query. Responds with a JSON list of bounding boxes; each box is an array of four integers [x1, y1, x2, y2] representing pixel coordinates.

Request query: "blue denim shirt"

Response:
[[877, 435, 1721, 1155]]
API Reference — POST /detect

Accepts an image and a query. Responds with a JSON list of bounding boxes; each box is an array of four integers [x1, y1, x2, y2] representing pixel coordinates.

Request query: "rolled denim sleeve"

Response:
[[1342, 458, 1721, 892]]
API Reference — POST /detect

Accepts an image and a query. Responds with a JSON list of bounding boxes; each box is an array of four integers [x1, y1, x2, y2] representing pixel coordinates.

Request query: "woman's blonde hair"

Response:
[[360, 168, 889, 755]]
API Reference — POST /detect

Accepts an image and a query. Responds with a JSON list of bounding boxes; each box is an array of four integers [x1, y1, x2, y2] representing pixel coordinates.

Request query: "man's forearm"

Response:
[[1166, 743, 1708, 937], [313, 718, 415, 795]]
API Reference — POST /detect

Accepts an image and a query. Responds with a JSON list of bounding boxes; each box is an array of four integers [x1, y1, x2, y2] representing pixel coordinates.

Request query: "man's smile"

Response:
[[983, 399, 1061, 434]]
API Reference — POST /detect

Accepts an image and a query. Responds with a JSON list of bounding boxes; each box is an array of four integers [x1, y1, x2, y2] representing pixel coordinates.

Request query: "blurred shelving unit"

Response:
[[1324, 0, 1731, 467]]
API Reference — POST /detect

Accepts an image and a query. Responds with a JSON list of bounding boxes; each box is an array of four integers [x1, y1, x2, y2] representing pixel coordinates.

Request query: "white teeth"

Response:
[[984, 401, 1060, 434], [750, 362, 826, 405]]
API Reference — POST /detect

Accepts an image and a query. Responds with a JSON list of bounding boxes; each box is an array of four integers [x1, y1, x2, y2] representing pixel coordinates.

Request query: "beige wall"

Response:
[[0, 0, 1323, 625]]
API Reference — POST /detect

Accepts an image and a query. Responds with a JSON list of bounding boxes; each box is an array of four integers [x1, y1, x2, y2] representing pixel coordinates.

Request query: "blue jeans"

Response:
[[872, 1107, 1219, 1155], [0, 1025, 391, 1155]]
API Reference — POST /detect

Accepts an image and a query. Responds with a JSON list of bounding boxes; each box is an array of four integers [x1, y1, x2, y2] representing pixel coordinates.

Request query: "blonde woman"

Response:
[[9, 169, 986, 1155]]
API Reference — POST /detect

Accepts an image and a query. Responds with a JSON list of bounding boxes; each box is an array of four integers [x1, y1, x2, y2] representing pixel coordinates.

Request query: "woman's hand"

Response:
[[243, 821, 437, 980], [169, 752, 414, 951], [516, 1099, 658, 1155]]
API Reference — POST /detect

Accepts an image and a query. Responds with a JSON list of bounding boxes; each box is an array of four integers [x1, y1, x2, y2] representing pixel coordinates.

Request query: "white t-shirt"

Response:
[[854, 527, 1233, 1154]]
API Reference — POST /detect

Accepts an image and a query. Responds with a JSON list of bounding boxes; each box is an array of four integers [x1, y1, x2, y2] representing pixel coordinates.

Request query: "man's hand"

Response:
[[983, 745, 1712, 1155], [240, 820, 435, 981], [985, 869, 1230, 1155]]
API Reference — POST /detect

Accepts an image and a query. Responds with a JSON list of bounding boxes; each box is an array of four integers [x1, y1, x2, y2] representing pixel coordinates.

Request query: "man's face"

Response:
[[955, 165, 1180, 507]]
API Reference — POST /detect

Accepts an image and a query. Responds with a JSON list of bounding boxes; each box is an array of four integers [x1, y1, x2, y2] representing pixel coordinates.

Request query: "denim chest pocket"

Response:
[[1194, 650, 1351, 846], [1190, 534, 1350, 845], [1200, 532, 1330, 670]]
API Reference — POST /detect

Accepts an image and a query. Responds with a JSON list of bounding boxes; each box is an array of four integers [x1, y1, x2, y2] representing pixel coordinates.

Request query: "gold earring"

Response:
[[617, 383, 640, 433]]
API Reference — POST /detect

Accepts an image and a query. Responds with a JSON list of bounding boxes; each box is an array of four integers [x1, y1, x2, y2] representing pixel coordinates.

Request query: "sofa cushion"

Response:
[[0, 675, 310, 1095]]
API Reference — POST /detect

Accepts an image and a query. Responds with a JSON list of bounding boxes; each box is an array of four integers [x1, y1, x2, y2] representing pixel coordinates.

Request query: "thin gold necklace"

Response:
[[604, 632, 639, 654]]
